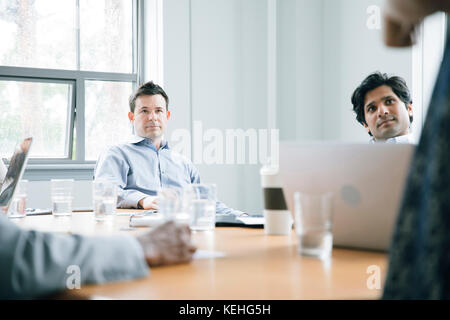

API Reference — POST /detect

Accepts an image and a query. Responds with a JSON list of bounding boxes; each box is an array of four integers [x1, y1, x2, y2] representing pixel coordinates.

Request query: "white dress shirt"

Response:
[[370, 133, 416, 144]]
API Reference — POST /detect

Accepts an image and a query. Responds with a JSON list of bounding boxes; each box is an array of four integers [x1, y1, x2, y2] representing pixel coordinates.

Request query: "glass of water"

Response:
[[184, 184, 217, 231], [294, 192, 334, 259], [93, 180, 117, 222], [158, 187, 189, 224], [51, 179, 74, 217], [8, 179, 28, 219]]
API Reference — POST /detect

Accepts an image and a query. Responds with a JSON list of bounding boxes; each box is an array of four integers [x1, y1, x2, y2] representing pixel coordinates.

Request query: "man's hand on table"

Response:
[[136, 221, 197, 267], [138, 196, 159, 210]]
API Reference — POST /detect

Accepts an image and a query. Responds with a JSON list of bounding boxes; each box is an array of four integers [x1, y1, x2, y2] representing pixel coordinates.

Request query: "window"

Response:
[[0, 79, 74, 158], [0, 0, 141, 170]]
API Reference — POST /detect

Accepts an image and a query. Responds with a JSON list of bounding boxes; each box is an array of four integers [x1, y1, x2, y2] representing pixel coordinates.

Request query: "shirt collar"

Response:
[[127, 135, 170, 149], [370, 133, 415, 144]]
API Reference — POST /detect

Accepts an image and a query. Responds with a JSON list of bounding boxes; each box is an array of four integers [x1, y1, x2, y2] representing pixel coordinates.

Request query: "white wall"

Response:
[[277, 0, 324, 141], [162, 0, 192, 136], [163, 0, 268, 214], [27, 180, 92, 210]]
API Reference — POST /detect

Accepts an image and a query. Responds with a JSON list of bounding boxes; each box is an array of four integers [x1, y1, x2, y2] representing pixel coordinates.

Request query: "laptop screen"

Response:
[[0, 137, 33, 207]]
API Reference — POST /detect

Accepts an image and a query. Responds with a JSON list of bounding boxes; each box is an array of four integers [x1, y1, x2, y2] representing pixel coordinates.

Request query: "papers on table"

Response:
[[129, 213, 164, 227], [129, 213, 265, 228]]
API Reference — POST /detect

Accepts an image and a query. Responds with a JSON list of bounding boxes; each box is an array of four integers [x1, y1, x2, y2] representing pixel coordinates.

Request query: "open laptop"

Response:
[[279, 142, 415, 252], [0, 138, 33, 211]]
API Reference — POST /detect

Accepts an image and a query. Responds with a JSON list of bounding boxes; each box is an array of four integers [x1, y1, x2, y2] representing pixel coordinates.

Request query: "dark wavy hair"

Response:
[[129, 81, 169, 113], [351, 72, 413, 131]]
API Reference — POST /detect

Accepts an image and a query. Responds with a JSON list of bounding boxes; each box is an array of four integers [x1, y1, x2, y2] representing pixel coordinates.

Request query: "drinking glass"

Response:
[[93, 180, 117, 222], [158, 187, 189, 224], [184, 184, 217, 231], [294, 192, 333, 259], [7, 179, 27, 219], [51, 179, 74, 217]]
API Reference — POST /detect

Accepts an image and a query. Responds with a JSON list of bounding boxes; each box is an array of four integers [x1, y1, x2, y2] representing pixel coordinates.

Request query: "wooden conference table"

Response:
[[12, 210, 388, 300]]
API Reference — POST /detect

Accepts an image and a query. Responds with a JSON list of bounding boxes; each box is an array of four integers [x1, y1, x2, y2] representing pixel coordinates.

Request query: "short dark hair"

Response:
[[129, 81, 169, 113], [351, 72, 413, 129]]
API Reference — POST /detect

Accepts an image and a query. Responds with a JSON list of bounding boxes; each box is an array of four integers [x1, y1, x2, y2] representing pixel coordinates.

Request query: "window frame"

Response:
[[0, 0, 146, 180]]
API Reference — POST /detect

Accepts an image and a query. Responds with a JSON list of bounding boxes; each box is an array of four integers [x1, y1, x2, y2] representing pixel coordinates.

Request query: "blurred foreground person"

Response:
[[0, 216, 196, 299], [382, 0, 450, 299]]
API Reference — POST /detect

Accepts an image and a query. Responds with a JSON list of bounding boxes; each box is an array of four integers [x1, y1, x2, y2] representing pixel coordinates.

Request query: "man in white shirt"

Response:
[[351, 72, 415, 143]]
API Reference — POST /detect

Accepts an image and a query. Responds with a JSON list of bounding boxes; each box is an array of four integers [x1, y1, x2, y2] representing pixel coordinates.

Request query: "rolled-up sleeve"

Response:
[[0, 215, 149, 299]]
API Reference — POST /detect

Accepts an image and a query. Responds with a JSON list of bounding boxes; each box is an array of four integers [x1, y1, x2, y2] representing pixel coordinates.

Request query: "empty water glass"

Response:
[[8, 179, 27, 219], [158, 187, 188, 223], [93, 180, 117, 222], [51, 179, 74, 217], [184, 184, 217, 231], [294, 192, 334, 259]]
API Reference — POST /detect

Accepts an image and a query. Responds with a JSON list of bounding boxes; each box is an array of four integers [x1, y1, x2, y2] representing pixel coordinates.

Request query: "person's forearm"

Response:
[[117, 189, 151, 208], [0, 218, 149, 299], [216, 200, 245, 216]]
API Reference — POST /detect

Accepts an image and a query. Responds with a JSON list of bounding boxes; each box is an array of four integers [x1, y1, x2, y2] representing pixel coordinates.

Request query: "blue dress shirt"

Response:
[[94, 135, 243, 216]]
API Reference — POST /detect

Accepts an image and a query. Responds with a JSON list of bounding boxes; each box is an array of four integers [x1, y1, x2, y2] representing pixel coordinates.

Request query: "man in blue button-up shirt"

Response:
[[94, 81, 244, 216]]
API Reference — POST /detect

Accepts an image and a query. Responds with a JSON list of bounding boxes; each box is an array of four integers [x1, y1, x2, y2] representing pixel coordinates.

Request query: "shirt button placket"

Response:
[[158, 151, 165, 188]]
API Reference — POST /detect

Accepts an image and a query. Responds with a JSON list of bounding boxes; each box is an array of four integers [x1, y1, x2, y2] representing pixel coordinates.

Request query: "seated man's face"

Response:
[[363, 85, 412, 140], [132, 94, 170, 140]]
